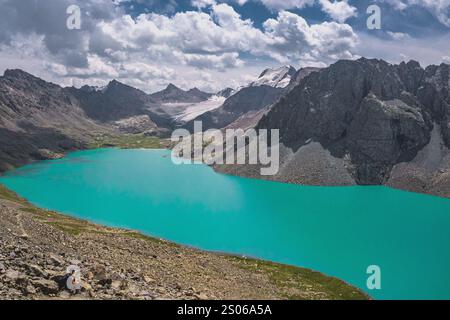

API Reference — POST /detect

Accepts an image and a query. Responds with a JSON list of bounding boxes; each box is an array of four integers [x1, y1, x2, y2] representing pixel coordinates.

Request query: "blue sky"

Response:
[[0, 0, 449, 92], [118, 0, 449, 36]]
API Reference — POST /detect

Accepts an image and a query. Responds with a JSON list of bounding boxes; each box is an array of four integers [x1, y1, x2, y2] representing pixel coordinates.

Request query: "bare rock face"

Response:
[[347, 96, 432, 184], [285, 67, 321, 92], [186, 85, 283, 131], [184, 66, 307, 132], [0, 69, 107, 171], [417, 64, 450, 146], [69, 80, 159, 124], [258, 58, 448, 185]]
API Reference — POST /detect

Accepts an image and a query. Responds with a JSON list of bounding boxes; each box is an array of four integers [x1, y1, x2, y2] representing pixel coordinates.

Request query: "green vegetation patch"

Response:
[[228, 256, 370, 300], [89, 134, 165, 149], [0, 184, 24, 203]]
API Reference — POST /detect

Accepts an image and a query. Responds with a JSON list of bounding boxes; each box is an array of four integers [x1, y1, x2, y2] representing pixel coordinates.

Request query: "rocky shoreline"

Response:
[[0, 183, 369, 300]]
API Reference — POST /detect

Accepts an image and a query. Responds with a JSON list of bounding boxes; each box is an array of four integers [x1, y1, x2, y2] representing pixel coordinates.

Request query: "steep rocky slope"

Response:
[[215, 59, 450, 198], [184, 66, 312, 132], [0, 70, 111, 171], [69, 80, 153, 122], [68, 80, 173, 130], [186, 85, 283, 131], [220, 58, 450, 197], [285, 67, 321, 91], [250, 65, 297, 88]]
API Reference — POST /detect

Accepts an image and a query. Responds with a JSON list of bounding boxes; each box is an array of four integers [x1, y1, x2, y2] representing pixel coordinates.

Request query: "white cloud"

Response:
[[192, 0, 216, 9], [258, 0, 315, 10], [318, 0, 358, 23], [387, 31, 410, 40], [94, 4, 357, 66], [176, 52, 244, 70], [0, 0, 358, 92], [45, 55, 119, 79], [228, 0, 357, 22], [263, 11, 358, 65]]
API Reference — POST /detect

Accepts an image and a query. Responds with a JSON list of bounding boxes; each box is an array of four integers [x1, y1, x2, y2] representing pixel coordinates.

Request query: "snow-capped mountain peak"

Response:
[[250, 65, 297, 88]]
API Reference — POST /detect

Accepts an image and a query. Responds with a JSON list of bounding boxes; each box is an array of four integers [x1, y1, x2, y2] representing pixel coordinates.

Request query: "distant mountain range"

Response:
[[250, 65, 297, 88], [1, 59, 450, 198], [150, 84, 213, 103]]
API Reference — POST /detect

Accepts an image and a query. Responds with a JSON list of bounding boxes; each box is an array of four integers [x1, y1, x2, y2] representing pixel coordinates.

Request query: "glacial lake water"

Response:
[[1, 148, 450, 300]]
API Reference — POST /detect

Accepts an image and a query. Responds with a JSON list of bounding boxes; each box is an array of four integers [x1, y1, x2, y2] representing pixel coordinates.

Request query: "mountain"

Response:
[[185, 65, 318, 131], [150, 84, 212, 103], [0, 70, 178, 171], [69, 80, 154, 122], [250, 65, 297, 88], [0, 69, 110, 171], [185, 85, 283, 131], [3, 61, 450, 198], [216, 58, 450, 198], [68, 80, 175, 130], [216, 87, 234, 99], [286, 67, 321, 91]]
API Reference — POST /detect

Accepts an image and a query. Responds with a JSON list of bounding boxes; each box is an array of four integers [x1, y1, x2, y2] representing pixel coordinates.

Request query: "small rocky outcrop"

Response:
[[114, 115, 158, 135]]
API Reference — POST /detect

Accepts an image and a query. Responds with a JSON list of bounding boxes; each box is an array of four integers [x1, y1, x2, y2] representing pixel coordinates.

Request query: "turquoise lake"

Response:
[[1, 148, 450, 299]]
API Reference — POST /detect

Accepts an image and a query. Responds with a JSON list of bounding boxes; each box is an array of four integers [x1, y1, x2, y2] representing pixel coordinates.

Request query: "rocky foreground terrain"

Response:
[[0, 186, 368, 300]]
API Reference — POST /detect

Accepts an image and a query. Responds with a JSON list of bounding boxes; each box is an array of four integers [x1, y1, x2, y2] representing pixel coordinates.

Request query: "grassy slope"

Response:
[[88, 134, 169, 149]]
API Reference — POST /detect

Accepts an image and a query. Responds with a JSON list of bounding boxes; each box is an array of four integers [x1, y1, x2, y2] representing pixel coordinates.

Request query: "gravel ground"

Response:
[[0, 186, 368, 300]]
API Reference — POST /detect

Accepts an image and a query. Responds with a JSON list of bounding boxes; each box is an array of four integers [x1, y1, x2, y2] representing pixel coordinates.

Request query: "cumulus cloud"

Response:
[[0, 0, 359, 92], [226, 0, 357, 22], [318, 0, 358, 23], [192, 0, 217, 9], [263, 11, 358, 65], [176, 52, 244, 70]]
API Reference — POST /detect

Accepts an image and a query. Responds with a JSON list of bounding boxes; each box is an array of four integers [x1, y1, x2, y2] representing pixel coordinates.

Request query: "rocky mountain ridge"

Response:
[[0, 70, 221, 171], [2, 59, 450, 198], [0, 69, 110, 171], [241, 58, 450, 195], [150, 84, 213, 103], [250, 65, 297, 88], [184, 66, 318, 131]]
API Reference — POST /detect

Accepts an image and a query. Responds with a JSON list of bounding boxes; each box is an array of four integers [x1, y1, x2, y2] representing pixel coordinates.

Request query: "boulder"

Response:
[[31, 279, 59, 295]]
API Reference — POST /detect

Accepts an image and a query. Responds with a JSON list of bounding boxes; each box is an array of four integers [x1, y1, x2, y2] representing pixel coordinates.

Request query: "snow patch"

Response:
[[250, 65, 296, 88], [162, 96, 226, 123]]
